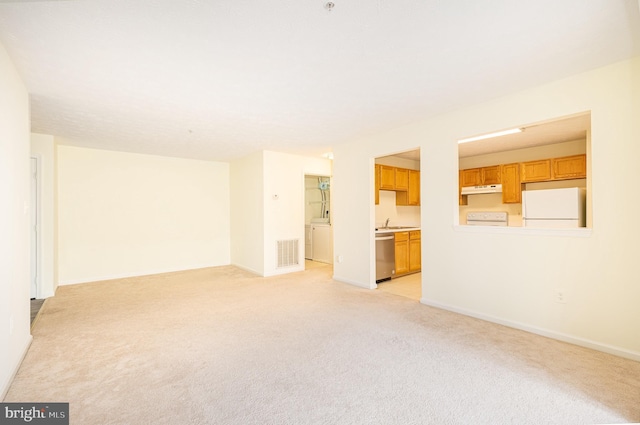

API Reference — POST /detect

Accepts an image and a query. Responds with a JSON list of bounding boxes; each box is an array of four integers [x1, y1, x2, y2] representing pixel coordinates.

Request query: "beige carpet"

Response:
[[5, 264, 640, 424]]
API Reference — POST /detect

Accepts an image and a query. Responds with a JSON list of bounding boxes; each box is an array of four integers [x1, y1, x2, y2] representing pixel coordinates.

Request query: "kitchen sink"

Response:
[[375, 226, 416, 231]]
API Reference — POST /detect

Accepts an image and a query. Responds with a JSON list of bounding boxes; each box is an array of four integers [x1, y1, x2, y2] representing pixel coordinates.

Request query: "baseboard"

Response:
[[332, 275, 374, 289], [1, 335, 32, 401], [263, 265, 305, 277], [421, 298, 640, 362], [58, 263, 226, 286], [230, 263, 263, 276]]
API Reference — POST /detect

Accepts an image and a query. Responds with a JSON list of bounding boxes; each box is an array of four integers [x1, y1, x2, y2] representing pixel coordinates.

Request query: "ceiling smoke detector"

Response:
[[325, 2, 335, 11]]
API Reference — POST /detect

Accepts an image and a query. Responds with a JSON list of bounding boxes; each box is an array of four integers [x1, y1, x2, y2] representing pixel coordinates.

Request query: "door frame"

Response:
[[30, 155, 41, 299], [303, 173, 333, 268]]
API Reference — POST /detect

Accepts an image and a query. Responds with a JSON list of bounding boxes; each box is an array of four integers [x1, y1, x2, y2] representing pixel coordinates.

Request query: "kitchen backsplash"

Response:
[[376, 190, 421, 227]]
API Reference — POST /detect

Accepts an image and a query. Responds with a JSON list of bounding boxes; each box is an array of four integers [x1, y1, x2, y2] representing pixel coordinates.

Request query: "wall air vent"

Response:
[[277, 239, 299, 268]]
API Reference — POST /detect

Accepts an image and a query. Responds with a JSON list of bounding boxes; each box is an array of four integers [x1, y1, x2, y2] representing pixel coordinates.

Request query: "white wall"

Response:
[[230, 151, 332, 276], [230, 151, 265, 275], [375, 156, 420, 170], [375, 191, 421, 228], [333, 56, 640, 359], [0, 42, 32, 398], [263, 151, 332, 276], [57, 146, 230, 284], [30, 133, 58, 298], [332, 143, 378, 288]]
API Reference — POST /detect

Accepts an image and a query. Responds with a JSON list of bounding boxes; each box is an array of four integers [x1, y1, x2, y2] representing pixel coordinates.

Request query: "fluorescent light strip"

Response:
[[458, 128, 522, 144]]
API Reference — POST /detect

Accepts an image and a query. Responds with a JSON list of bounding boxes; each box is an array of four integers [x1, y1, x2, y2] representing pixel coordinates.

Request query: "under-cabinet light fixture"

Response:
[[458, 128, 522, 144]]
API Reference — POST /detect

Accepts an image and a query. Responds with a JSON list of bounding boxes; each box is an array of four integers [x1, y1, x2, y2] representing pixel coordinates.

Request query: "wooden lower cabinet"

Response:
[[394, 232, 409, 276], [408, 231, 421, 273], [394, 231, 421, 277]]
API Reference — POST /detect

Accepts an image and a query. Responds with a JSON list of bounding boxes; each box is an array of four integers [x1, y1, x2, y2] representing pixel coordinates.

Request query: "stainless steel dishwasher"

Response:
[[375, 233, 395, 282]]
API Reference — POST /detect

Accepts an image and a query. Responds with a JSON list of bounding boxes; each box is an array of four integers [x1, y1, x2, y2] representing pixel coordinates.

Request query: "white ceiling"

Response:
[[0, 0, 638, 162], [458, 112, 591, 158]]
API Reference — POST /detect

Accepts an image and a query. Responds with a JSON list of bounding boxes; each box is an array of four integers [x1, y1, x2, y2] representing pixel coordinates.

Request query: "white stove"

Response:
[[466, 211, 508, 226]]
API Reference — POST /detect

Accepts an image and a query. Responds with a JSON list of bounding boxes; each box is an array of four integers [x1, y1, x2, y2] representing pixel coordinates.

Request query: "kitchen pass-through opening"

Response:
[[458, 112, 591, 230], [374, 148, 422, 301]]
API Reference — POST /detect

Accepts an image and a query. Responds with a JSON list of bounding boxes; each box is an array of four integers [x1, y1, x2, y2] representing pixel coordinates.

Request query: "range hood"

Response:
[[461, 184, 503, 195]]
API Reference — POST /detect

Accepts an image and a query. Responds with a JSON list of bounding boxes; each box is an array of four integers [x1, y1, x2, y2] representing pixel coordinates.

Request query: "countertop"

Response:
[[375, 227, 420, 234]]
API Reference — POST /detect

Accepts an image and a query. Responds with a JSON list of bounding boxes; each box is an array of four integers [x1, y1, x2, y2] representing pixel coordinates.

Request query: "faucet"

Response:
[[385, 218, 390, 228]]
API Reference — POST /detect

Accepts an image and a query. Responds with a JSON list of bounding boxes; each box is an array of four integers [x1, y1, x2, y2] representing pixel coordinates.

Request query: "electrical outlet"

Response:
[[555, 289, 567, 304]]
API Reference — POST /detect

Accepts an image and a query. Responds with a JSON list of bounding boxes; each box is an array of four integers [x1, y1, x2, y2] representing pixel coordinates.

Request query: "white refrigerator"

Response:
[[522, 187, 586, 228]]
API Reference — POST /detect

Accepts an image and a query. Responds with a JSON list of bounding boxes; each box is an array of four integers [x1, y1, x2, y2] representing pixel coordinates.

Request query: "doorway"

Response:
[[374, 149, 422, 300], [304, 175, 333, 266]]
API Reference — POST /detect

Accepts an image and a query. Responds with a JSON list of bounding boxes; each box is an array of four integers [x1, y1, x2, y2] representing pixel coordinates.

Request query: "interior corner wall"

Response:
[[57, 146, 231, 284], [30, 133, 57, 298], [230, 151, 265, 275], [332, 144, 378, 288], [333, 56, 640, 359], [0, 41, 32, 398], [230, 150, 332, 277], [262, 151, 332, 277]]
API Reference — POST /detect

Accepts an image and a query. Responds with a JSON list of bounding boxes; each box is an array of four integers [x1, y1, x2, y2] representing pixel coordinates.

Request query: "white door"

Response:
[[30, 157, 38, 299], [312, 224, 333, 264]]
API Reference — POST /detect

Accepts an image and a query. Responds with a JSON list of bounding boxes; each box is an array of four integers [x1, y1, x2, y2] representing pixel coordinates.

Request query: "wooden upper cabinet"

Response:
[[521, 159, 552, 182], [459, 154, 586, 204], [461, 168, 482, 187], [396, 170, 420, 206], [375, 164, 380, 205], [461, 166, 500, 187], [376, 164, 420, 206], [407, 170, 420, 206], [553, 154, 586, 180], [459, 170, 467, 206], [379, 165, 395, 190], [395, 168, 409, 191], [481, 165, 501, 184], [501, 163, 521, 204]]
